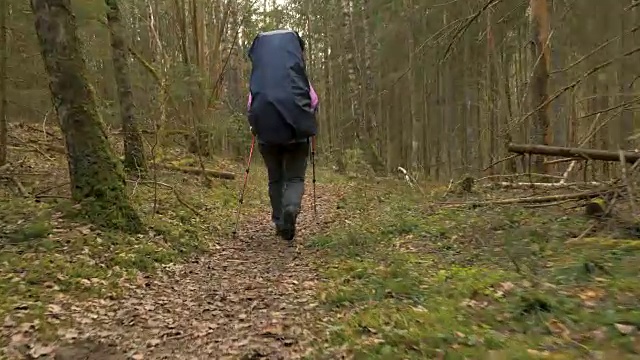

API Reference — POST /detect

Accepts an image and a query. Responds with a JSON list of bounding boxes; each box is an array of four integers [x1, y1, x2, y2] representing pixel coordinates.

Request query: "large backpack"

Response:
[[247, 29, 317, 144]]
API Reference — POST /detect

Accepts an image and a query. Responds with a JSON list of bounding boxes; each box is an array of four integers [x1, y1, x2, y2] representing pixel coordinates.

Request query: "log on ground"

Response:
[[508, 143, 640, 164], [154, 163, 235, 180]]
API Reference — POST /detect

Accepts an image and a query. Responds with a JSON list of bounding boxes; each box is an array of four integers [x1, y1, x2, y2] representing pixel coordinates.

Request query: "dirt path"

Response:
[[54, 188, 336, 360]]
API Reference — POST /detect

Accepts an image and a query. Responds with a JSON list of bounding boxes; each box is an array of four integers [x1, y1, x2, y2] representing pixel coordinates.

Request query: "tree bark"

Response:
[[529, 0, 552, 173], [31, 0, 142, 232], [0, 0, 6, 166], [106, 0, 147, 174]]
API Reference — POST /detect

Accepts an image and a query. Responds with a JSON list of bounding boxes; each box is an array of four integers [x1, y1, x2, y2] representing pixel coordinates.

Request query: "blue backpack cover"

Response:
[[247, 29, 317, 144]]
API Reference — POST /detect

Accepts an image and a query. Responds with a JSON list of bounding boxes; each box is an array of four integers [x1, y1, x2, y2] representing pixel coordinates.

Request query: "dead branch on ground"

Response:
[[153, 163, 235, 180], [508, 143, 640, 164], [488, 181, 605, 189], [440, 187, 621, 207]]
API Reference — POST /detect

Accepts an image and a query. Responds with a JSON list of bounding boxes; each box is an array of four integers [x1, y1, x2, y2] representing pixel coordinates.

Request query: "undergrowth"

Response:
[[0, 171, 244, 341], [307, 181, 640, 359]]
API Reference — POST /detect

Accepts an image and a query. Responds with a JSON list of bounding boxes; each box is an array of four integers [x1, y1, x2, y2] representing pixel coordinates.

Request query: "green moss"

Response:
[[309, 180, 640, 358]]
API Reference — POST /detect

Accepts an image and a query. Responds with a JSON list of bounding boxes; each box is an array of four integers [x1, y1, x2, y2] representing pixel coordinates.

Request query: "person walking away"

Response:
[[246, 29, 319, 241]]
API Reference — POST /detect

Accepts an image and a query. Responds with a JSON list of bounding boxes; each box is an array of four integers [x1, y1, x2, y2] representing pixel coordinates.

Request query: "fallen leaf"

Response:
[[547, 319, 570, 340], [261, 325, 284, 337], [487, 350, 508, 360], [590, 327, 607, 342], [499, 282, 515, 292], [146, 339, 162, 348], [615, 323, 636, 335], [29, 343, 56, 358], [10, 332, 29, 346], [57, 328, 79, 340], [3, 315, 16, 328], [527, 349, 550, 357], [78, 225, 91, 235], [131, 353, 145, 360], [46, 304, 63, 315]]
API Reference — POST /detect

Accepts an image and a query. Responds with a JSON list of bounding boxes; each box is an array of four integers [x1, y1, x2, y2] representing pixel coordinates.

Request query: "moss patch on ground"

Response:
[[307, 181, 640, 359], [0, 170, 243, 343]]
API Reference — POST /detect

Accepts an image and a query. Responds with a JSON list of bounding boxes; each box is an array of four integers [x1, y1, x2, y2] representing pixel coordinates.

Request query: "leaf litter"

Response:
[[1, 185, 337, 359]]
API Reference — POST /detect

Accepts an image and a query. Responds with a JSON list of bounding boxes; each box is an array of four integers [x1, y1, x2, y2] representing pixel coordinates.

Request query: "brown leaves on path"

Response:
[[2, 185, 338, 360]]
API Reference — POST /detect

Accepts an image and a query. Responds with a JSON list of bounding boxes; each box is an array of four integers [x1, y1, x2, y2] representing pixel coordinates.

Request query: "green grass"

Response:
[[307, 182, 640, 359]]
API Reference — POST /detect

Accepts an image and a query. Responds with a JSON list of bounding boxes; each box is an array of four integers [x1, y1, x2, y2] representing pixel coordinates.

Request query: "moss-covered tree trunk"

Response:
[[106, 0, 147, 173], [30, 0, 142, 232]]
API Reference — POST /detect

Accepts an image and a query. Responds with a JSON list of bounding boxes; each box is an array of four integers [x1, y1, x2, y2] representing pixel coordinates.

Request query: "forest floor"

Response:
[[2, 123, 640, 359]]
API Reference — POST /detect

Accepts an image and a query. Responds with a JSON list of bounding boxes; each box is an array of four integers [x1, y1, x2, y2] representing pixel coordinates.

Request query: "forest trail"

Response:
[[51, 186, 337, 360]]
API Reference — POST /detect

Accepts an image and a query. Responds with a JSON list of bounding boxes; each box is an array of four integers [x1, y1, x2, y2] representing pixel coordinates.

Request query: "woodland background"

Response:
[[0, 0, 639, 179]]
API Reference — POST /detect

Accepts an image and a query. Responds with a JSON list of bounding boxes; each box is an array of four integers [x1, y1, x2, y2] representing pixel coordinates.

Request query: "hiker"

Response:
[[246, 29, 319, 241]]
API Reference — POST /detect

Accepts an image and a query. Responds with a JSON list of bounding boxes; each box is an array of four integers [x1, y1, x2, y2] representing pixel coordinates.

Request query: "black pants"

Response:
[[258, 141, 309, 227]]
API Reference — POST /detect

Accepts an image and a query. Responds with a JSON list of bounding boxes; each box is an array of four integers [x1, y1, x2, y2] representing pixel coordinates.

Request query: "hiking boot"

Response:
[[275, 222, 284, 236], [280, 206, 297, 241]]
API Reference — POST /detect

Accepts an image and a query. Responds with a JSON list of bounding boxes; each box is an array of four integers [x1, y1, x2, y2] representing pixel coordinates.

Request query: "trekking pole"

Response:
[[232, 135, 256, 237], [311, 136, 318, 221]]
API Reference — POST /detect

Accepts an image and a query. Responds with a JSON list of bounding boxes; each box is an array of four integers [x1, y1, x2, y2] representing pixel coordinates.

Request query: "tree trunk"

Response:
[[31, 0, 142, 232], [340, 0, 384, 175], [0, 0, 6, 166], [106, 0, 147, 174], [529, 0, 552, 173], [618, 2, 634, 149]]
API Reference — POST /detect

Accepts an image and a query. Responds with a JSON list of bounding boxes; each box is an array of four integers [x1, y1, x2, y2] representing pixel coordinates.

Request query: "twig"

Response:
[[9, 176, 29, 197], [153, 163, 235, 179], [545, 157, 575, 165], [509, 45, 640, 134], [34, 195, 70, 200], [8, 134, 54, 161], [126, 180, 202, 217], [482, 154, 520, 172], [477, 173, 564, 181], [21, 122, 59, 141], [488, 181, 605, 189], [33, 182, 69, 197], [441, 178, 454, 198], [523, 199, 577, 208]]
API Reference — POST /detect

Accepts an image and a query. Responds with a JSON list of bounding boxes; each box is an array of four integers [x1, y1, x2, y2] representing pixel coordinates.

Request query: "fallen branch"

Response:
[[33, 182, 70, 198], [153, 163, 235, 180], [9, 177, 29, 197], [441, 188, 620, 207], [572, 191, 622, 243], [488, 181, 605, 189], [508, 143, 640, 164], [477, 173, 564, 181], [8, 134, 54, 161], [523, 199, 577, 208]]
